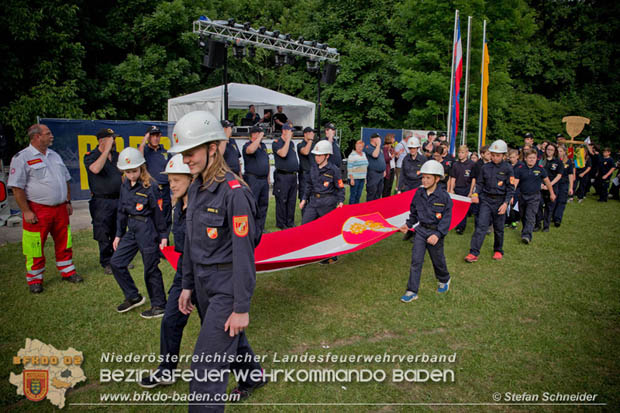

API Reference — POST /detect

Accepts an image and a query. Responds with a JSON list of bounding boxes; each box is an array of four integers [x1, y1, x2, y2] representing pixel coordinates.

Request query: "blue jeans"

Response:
[[349, 179, 365, 204]]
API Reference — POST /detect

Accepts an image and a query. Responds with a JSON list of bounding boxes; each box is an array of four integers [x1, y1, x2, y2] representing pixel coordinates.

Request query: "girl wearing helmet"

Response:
[[399, 160, 452, 302], [110, 147, 168, 318], [397, 137, 427, 194], [173, 111, 266, 408]]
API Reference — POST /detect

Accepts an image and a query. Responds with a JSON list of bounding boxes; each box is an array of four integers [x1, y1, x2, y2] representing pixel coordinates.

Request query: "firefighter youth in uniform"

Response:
[[111, 147, 168, 318], [174, 111, 266, 410], [465, 139, 515, 262], [398, 137, 426, 193], [8, 124, 82, 293], [399, 160, 452, 302], [221, 120, 242, 175], [242, 125, 270, 233], [272, 123, 299, 229], [365, 133, 386, 201]]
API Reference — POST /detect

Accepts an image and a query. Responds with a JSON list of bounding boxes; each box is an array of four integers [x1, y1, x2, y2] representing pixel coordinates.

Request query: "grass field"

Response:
[[1, 188, 619, 412]]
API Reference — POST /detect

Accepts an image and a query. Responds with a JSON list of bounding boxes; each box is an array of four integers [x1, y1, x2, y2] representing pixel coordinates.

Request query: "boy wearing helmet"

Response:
[[399, 160, 452, 302], [111, 147, 168, 317], [465, 139, 515, 262], [397, 137, 427, 194]]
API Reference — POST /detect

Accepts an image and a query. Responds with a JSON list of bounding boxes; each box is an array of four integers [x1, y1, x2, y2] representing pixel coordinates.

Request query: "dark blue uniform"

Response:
[[469, 161, 514, 256], [575, 157, 591, 200], [223, 140, 242, 175], [398, 153, 426, 192], [538, 158, 563, 230], [404, 186, 452, 293], [597, 157, 615, 201], [144, 145, 172, 232], [450, 159, 475, 232], [364, 143, 386, 201], [297, 140, 314, 201], [272, 137, 299, 229], [323, 139, 342, 168], [156, 202, 203, 375], [182, 173, 264, 411], [514, 163, 547, 241], [84, 148, 122, 268], [553, 160, 573, 224], [111, 179, 168, 309], [242, 141, 270, 232], [438, 158, 452, 190], [301, 162, 345, 224]]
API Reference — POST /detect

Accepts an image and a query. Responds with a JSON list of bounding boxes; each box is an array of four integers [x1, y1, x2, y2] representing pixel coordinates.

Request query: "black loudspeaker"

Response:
[[202, 40, 226, 68], [321, 63, 338, 84]]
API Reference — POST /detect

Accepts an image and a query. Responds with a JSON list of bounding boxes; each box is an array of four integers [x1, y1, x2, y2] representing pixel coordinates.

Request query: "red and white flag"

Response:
[[449, 15, 463, 156]]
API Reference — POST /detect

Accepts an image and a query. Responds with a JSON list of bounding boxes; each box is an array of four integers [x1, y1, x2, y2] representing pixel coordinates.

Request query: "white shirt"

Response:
[[395, 140, 408, 168], [8, 144, 71, 206]]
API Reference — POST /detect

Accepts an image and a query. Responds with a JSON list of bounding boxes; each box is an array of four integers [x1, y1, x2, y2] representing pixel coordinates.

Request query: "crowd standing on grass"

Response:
[[7, 117, 620, 411]]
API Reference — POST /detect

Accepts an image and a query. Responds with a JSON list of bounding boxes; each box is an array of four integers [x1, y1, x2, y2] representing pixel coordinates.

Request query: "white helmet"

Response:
[[419, 160, 444, 176], [117, 147, 145, 170], [311, 140, 333, 155], [161, 154, 191, 175], [169, 111, 227, 153], [489, 139, 508, 153], [407, 137, 421, 148]]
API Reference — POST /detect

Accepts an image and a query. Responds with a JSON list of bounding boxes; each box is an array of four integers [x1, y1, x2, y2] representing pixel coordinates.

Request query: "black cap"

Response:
[[303, 127, 314, 133], [438, 131, 447, 137], [282, 123, 294, 131], [324, 122, 336, 130], [221, 120, 233, 128], [250, 125, 264, 134], [556, 133, 564, 138], [96, 128, 117, 139], [524, 132, 533, 138], [147, 125, 161, 134], [370, 132, 381, 139], [428, 131, 436, 137]]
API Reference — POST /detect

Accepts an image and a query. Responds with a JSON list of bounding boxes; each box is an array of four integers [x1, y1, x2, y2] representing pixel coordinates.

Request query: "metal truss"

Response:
[[193, 18, 340, 63]]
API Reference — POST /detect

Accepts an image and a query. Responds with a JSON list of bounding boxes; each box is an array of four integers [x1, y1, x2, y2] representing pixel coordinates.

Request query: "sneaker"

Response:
[[511, 222, 518, 229], [104, 265, 113, 275], [521, 237, 530, 244], [230, 377, 269, 402], [141, 307, 166, 319], [542, 227, 549, 232], [464, 253, 478, 263], [400, 291, 418, 303], [29, 283, 43, 294], [568, 197, 573, 203], [492, 251, 503, 260], [117, 295, 146, 313], [62, 274, 83, 283], [139, 369, 175, 388], [554, 221, 561, 228], [437, 279, 451, 293], [578, 198, 583, 204]]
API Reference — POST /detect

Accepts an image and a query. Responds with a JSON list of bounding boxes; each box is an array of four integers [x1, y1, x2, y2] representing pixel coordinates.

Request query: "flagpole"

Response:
[[447, 9, 458, 140], [462, 16, 472, 147], [477, 20, 487, 153]]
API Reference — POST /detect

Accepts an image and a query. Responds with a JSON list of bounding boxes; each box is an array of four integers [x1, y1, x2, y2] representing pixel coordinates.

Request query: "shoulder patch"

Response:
[[228, 180, 241, 189], [233, 215, 249, 237]]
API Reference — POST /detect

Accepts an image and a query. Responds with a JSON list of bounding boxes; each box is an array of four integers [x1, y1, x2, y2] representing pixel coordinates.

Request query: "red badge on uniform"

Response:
[[157, 198, 163, 211], [233, 215, 249, 237], [323, 181, 329, 187], [136, 203, 144, 211], [206, 227, 218, 239], [436, 212, 443, 219], [228, 180, 241, 189], [337, 179, 344, 188], [27, 158, 42, 166], [498, 181, 503, 186]]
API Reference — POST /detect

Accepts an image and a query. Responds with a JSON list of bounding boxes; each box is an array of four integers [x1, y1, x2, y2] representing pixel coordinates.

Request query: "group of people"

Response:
[[244, 104, 288, 132], [7, 115, 618, 411]]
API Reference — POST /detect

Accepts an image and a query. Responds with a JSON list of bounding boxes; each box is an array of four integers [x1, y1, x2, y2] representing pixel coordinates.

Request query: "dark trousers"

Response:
[[539, 186, 557, 229], [89, 197, 118, 267], [576, 173, 589, 199], [244, 174, 269, 232], [382, 169, 395, 198], [298, 170, 308, 200], [519, 192, 540, 241], [553, 181, 569, 223], [273, 172, 297, 229], [407, 230, 450, 294], [454, 186, 470, 231], [366, 169, 384, 202], [190, 266, 263, 413], [158, 184, 173, 233], [597, 178, 610, 201], [349, 179, 365, 204], [110, 226, 166, 308], [469, 196, 506, 256], [302, 195, 337, 224]]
